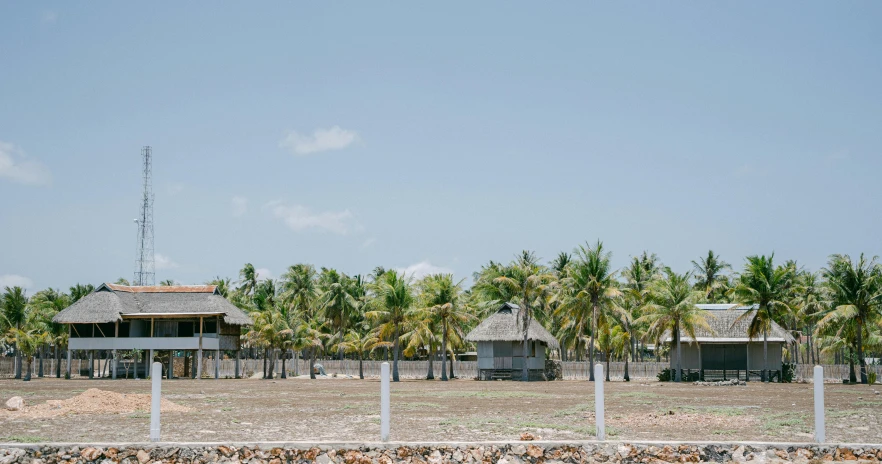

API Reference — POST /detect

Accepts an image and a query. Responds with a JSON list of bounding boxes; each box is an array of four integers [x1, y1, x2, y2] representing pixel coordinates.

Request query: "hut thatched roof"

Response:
[[664, 304, 792, 343], [465, 303, 560, 349], [52, 283, 252, 326]]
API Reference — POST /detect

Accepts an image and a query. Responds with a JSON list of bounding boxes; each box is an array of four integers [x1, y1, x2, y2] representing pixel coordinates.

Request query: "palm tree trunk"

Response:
[[281, 349, 287, 379], [675, 325, 682, 382], [23, 357, 32, 381], [427, 342, 435, 380], [848, 347, 857, 383], [623, 354, 630, 382], [359, 353, 364, 380], [13, 343, 21, 379], [263, 349, 268, 379], [522, 303, 530, 382], [763, 328, 768, 382], [605, 354, 610, 382], [441, 320, 449, 381], [856, 319, 867, 384], [309, 348, 316, 379], [55, 344, 61, 378], [393, 324, 400, 382], [588, 301, 597, 381], [38, 345, 44, 377], [449, 352, 454, 379]]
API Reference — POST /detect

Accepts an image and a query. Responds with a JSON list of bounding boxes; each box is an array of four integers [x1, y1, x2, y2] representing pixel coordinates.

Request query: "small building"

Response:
[[52, 283, 252, 379], [465, 302, 560, 381], [665, 304, 793, 381]]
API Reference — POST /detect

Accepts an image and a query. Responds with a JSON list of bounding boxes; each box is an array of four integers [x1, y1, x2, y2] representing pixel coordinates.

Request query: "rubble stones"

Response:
[[4, 397, 25, 411], [0, 443, 880, 464], [693, 379, 747, 386]]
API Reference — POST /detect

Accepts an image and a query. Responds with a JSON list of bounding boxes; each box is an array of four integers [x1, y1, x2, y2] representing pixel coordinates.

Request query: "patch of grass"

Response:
[[0, 436, 47, 443], [826, 409, 860, 419], [854, 400, 882, 407], [398, 402, 442, 410], [712, 429, 737, 436], [518, 421, 619, 437], [433, 391, 553, 399], [203, 398, 224, 403], [128, 411, 150, 419], [221, 407, 232, 411], [675, 405, 746, 416], [552, 403, 594, 417], [0, 391, 37, 397], [761, 412, 808, 434], [614, 391, 663, 399]]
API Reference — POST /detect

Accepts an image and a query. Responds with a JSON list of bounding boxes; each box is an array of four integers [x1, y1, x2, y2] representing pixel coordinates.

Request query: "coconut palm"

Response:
[[791, 272, 828, 364], [621, 252, 662, 364], [2, 286, 29, 379], [692, 250, 732, 303], [246, 306, 292, 379], [637, 269, 711, 382], [337, 329, 378, 379], [68, 284, 94, 303], [731, 254, 794, 381], [561, 241, 619, 381], [366, 271, 414, 382], [27, 289, 71, 378], [159, 279, 177, 286], [238, 263, 259, 297], [318, 268, 359, 360], [817, 254, 882, 384], [417, 274, 473, 381]]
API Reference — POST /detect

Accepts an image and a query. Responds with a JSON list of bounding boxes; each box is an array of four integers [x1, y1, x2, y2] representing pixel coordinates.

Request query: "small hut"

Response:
[[465, 302, 560, 381], [664, 304, 794, 381]]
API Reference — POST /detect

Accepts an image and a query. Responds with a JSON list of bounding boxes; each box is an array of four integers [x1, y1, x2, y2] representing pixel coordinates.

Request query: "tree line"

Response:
[[2, 243, 881, 383]]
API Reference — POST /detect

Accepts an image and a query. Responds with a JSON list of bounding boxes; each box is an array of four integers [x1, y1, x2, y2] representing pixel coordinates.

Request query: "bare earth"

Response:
[[1, 378, 880, 443]]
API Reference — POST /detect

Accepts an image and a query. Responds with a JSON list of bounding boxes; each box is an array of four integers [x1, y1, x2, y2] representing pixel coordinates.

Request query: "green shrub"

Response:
[[869, 371, 877, 385], [657, 368, 671, 381], [656, 368, 699, 382], [781, 363, 796, 383]]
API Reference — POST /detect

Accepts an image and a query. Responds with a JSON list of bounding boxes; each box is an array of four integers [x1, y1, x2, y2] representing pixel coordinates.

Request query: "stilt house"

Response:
[[52, 283, 252, 379]]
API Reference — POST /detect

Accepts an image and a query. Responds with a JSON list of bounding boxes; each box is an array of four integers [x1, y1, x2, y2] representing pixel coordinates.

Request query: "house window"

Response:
[[202, 320, 217, 334], [178, 321, 195, 337]]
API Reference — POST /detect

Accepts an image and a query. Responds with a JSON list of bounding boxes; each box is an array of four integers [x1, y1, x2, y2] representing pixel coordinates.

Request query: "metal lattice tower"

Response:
[[134, 146, 155, 286]]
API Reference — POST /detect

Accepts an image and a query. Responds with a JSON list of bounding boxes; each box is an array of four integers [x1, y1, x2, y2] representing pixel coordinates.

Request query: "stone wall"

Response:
[[1, 442, 881, 464]]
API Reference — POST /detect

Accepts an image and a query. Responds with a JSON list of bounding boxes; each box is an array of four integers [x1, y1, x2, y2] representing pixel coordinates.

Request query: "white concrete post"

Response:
[[150, 362, 162, 442], [814, 365, 825, 443], [148, 349, 154, 378], [66, 349, 71, 379], [595, 363, 605, 441], [380, 361, 390, 441]]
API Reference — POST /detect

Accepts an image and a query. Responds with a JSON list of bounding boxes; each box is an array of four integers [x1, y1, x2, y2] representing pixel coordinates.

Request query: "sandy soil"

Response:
[[1, 378, 880, 443]]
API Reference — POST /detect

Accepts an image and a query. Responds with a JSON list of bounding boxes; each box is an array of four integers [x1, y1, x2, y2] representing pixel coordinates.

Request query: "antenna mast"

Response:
[[134, 146, 155, 286]]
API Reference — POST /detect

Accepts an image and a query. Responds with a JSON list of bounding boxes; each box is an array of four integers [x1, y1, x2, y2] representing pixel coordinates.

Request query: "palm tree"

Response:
[[238, 263, 259, 297], [480, 251, 554, 382], [731, 254, 794, 382], [817, 254, 882, 384], [366, 271, 414, 382], [2, 286, 29, 379], [69, 284, 94, 303], [319, 269, 359, 360], [338, 329, 378, 379], [246, 306, 292, 379], [621, 252, 662, 364], [638, 269, 711, 381], [791, 272, 828, 365], [159, 279, 177, 286], [28, 289, 71, 378], [417, 274, 473, 381], [692, 250, 731, 303], [114, 278, 131, 285], [207, 277, 233, 298], [563, 241, 619, 381]]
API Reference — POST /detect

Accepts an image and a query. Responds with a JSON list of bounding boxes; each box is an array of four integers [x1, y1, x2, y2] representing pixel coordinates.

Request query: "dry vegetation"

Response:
[[1, 378, 880, 443]]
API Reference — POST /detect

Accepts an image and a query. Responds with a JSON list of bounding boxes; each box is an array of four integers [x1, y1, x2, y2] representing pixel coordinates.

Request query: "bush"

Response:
[[657, 368, 699, 382], [657, 368, 671, 382], [781, 363, 796, 383], [869, 371, 878, 385]]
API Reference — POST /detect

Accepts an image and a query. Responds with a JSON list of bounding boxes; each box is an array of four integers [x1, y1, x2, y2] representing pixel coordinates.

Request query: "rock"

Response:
[[136, 450, 150, 464], [511, 445, 526, 456], [105, 449, 119, 459], [217, 446, 234, 458], [81, 448, 103, 461], [519, 432, 538, 441], [317, 454, 332, 464], [526, 446, 543, 458], [5, 396, 24, 411]]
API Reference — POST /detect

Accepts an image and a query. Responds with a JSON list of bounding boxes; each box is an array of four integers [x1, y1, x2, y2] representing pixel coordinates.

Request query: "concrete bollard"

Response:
[[595, 363, 605, 441], [150, 362, 162, 442], [381, 362, 390, 442], [814, 365, 825, 443]]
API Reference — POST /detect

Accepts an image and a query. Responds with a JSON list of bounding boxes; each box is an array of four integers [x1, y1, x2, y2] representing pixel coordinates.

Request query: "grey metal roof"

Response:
[[52, 284, 252, 326], [465, 302, 560, 349]]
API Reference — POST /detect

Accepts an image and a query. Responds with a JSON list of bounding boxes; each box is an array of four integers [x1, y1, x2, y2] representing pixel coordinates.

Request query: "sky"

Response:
[[1, 3, 881, 293]]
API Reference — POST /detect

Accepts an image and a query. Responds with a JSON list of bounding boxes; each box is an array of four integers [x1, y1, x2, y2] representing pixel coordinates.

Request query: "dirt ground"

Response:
[[1, 378, 880, 443]]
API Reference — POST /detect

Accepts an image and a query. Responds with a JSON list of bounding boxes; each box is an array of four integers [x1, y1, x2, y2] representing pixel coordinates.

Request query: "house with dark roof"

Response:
[[52, 283, 252, 379], [465, 302, 560, 381], [665, 304, 794, 381]]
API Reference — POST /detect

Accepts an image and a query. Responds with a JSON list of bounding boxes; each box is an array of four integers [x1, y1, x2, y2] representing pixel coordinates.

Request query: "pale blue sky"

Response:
[[1, 2, 881, 292]]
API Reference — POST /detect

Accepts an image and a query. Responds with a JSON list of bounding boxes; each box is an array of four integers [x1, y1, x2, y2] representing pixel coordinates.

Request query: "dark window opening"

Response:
[[178, 321, 195, 337], [202, 320, 217, 334]]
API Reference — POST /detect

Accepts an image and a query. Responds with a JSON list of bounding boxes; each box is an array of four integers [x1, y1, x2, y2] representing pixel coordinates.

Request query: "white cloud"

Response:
[[0, 141, 52, 186], [41, 10, 58, 25], [396, 261, 454, 280], [255, 268, 273, 281], [155, 253, 179, 270], [231, 196, 248, 217], [279, 126, 359, 155], [0, 274, 34, 290], [265, 200, 358, 235], [164, 182, 185, 196]]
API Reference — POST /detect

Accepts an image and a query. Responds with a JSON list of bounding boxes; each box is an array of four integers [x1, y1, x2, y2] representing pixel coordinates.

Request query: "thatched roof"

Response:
[[465, 303, 560, 349], [52, 283, 252, 326], [664, 304, 792, 343]]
